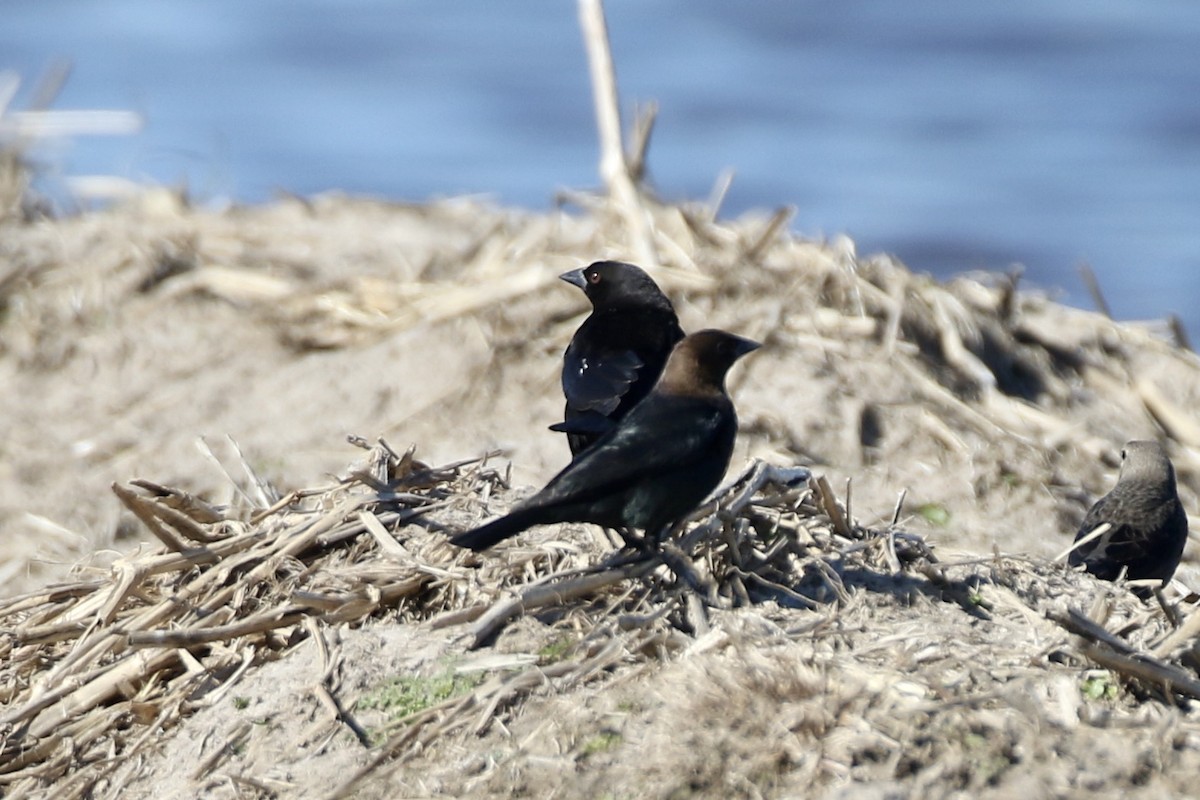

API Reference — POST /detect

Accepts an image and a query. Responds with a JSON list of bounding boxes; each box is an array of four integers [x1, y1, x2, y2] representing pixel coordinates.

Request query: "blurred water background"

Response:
[[3, 1, 1198, 331]]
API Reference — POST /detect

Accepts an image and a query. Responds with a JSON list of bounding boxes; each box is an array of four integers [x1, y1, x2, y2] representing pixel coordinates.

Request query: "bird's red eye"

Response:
[[588, 271, 601, 284]]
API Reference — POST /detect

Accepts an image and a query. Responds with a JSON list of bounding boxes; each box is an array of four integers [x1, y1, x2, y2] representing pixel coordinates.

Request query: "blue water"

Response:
[[3, 1, 1199, 331]]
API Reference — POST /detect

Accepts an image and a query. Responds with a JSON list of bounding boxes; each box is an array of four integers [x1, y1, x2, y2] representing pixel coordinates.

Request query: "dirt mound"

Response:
[[2, 187, 1200, 797], [3, 440, 1198, 798]]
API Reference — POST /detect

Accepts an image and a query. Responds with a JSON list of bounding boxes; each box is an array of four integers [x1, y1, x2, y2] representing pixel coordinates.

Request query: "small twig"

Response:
[[1168, 314, 1192, 351], [812, 558, 852, 606], [1047, 608, 1137, 655], [191, 722, 253, 781], [116, 483, 225, 544], [1079, 263, 1112, 318], [891, 489, 907, 526], [684, 592, 710, 637], [1053, 523, 1111, 563], [918, 563, 992, 618], [626, 100, 657, 181], [1136, 378, 1200, 447], [129, 479, 226, 524], [1080, 642, 1200, 700], [882, 531, 902, 574], [1151, 604, 1200, 658], [124, 606, 308, 647], [705, 169, 735, 221], [998, 265, 1023, 322], [881, 267, 906, 356], [813, 475, 851, 537], [195, 436, 258, 508], [468, 558, 656, 648], [744, 206, 795, 262], [931, 292, 996, 393], [225, 434, 279, 506], [659, 541, 721, 608], [305, 618, 371, 748], [111, 483, 192, 552], [728, 567, 817, 610], [1154, 585, 1183, 628]]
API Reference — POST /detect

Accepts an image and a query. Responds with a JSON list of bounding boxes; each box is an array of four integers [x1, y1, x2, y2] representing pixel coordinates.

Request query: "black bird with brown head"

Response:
[[451, 329, 759, 552]]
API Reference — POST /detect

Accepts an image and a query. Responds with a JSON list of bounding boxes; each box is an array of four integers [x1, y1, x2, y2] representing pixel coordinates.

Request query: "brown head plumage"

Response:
[[451, 328, 759, 552], [657, 329, 761, 397]]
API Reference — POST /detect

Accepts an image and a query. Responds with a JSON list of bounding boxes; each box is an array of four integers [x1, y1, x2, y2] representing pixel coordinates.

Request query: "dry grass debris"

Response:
[[4, 160, 1200, 798], [2, 427, 1199, 797], [6, 14, 1200, 792]]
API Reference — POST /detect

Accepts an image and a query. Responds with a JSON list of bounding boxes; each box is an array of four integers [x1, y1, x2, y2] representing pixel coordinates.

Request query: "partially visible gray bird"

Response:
[[1069, 440, 1188, 595]]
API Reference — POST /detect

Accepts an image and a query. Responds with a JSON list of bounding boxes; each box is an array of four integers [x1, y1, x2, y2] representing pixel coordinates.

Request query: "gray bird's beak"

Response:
[[733, 336, 762, 358], [559, 268, 588, 290]]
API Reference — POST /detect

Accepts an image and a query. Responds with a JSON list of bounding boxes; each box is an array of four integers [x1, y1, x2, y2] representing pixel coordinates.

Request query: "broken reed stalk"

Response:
[[577, 0, 658, 268], [1080, 643, 1200, 700], [1049, 608, 1200, 700], [1136, 378, 1200, 448], [814, 475, 852, 537], [1079, 262, 1113, 319], [468, 557, 658, 649]]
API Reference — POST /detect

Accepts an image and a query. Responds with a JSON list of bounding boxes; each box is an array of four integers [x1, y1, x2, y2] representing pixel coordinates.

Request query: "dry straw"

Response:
[[1, 431, 1197, 796], [4, 3, 1200, 794], [3, 100, 1200, 793]]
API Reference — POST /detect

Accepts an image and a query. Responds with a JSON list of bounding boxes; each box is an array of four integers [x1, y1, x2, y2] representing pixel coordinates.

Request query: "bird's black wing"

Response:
[[1068, 494, 1128, 574], [1071, 493, 1160, 572], [561, 345, 644, 416], [534, 394, 731, 509], [1070, 490, 1187, 582], [452, 395, 730, 551], [548, 410, 614, 437]]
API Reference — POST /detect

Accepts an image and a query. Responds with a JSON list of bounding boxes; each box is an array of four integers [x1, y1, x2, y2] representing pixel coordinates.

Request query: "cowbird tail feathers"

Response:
[[548, 413, 614, 437], [449, 507, 545, 552]]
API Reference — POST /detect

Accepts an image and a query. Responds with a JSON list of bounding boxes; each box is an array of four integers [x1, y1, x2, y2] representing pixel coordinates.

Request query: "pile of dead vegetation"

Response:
[[2, 426, 1199, 798], [7, 185, 1200, 569], [5, 14, 1200, 792], [6, 169, 1200, 796]]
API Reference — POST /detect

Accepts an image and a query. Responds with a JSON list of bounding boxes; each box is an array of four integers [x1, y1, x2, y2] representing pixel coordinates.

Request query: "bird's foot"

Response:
[[615, 527, 653, 552]]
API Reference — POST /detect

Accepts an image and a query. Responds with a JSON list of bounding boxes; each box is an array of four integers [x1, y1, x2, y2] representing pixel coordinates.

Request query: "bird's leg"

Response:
[[614, 527, 650, 551], [651, 519, 690, 549]]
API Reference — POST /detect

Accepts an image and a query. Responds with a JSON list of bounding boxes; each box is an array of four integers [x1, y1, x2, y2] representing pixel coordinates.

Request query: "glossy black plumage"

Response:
[[451, 329, 759, 552], [549, 260, 685, 455], [1069, 440, 1188, 592]]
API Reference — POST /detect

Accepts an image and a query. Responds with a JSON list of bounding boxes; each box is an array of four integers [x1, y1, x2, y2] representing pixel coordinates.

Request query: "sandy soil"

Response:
[[3, 187, 1200, 798]]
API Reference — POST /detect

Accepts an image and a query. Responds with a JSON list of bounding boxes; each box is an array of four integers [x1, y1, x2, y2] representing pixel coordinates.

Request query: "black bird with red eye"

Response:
[[550, 260, 685, 456]]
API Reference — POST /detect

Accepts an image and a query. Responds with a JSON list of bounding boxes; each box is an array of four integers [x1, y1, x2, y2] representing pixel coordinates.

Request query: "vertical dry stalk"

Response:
[[577, 0, 658, 267]]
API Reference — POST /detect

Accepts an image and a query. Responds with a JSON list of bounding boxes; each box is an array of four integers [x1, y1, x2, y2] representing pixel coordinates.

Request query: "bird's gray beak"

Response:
[[733, 337, 762, 358], [559, 268, 588, 290]]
